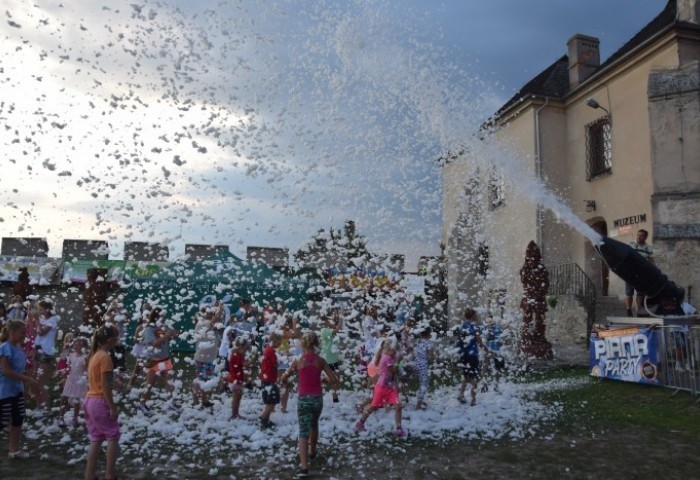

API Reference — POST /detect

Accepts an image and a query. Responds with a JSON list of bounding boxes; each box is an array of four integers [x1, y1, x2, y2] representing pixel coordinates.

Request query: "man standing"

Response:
[[625, 229, 654, 317]]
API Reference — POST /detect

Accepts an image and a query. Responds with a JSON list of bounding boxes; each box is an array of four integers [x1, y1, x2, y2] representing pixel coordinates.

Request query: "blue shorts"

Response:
[[459, 355, 481, 381], [625, 282, 639, 297], [196, 361, 216, 381]]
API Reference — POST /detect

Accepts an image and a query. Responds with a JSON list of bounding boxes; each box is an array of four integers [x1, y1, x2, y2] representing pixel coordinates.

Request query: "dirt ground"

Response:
[[2, 411, 698, 480], [1, 368, 698, 480]]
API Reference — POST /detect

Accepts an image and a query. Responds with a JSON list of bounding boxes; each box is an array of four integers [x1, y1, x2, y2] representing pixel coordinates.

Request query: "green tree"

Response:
[[294, 220, 374, 270]]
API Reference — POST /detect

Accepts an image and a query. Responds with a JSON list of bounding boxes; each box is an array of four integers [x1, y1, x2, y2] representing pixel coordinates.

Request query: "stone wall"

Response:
[[648, 61, 700, 301], [544, 295, 589, 345]]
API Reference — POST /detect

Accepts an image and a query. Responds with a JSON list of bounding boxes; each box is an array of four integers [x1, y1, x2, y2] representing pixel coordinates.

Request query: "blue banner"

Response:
[[589, 326, 660, 384]]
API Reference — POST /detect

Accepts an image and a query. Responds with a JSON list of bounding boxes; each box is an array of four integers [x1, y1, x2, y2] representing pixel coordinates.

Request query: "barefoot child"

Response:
[[0, 320, 39, 459], [84, 325, 120, 480]]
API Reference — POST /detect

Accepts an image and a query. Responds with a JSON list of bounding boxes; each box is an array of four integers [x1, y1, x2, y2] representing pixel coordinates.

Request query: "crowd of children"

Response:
[[0, 294, 508, 479]]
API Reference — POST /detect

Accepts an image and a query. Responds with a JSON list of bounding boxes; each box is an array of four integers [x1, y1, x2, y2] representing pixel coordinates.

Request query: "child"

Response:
[[355, 337, 406, 437], [59, 337, 89, 427], [355, 320, 382, 414], [280, 332, 338, 479], [84, 324, 120, 480], [127, 316, 147, 389], [138, 308, 179, 411], [34, 299, 60, 411], [227, 337, 250, 419], [55, 332, 75, 388], [277, 315, 301, 413], [192, 316, 219, 409], [483, 318, 506, 392], [457, 308, 487, 406], [0, 319, 39, 459], [413, 327, 433, 410], [320, 310, 343, 402], [259, 332, 282, 429]]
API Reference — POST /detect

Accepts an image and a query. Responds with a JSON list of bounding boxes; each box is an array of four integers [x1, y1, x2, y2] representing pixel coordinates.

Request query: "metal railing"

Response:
[[657, 325, 700, 395], [547, 263, 597, 337]]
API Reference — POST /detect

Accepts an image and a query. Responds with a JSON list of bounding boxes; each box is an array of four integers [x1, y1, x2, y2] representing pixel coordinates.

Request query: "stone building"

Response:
[[247, 246, 290, 270], [1, 237, 49, 257], [442, 0, 700, 337]]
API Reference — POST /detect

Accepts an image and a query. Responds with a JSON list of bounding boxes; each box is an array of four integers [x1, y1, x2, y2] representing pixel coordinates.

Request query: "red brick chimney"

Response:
[[567, 34, 600, 88]]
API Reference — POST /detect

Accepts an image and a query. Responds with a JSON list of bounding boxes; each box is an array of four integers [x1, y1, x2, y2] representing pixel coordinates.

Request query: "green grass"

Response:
[[535, 366, 700, 436]]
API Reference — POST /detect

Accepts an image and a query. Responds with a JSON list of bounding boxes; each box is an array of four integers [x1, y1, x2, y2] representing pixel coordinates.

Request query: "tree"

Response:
[[294, 220, 374, 270]]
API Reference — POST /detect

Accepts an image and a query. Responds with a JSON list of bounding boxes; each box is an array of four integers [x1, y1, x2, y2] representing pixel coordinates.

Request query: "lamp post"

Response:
[[585, 97, 611, 117]]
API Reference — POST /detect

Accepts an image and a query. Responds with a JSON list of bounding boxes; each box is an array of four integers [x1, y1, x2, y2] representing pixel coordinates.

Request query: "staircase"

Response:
[[547, 263, 597, 336], [595, 296, 627, 324]]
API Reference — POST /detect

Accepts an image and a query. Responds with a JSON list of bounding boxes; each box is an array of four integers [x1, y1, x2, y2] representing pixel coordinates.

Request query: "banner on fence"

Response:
[[589, 325, 660, 384]]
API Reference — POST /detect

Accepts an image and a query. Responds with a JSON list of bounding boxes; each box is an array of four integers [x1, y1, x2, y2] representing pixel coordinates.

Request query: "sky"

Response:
[[0, 0, 666, 269]]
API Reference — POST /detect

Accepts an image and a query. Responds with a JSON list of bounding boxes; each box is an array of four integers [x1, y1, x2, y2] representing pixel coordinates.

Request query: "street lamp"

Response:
[[585, 97, 611, 117]]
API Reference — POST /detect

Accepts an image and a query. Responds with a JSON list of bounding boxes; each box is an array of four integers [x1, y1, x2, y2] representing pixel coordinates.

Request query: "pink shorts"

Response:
[[371, 385, 399, 408], [84, 396, 120, 442]]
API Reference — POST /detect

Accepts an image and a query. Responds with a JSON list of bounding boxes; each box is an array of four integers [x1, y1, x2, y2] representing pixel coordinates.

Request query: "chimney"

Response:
[[567, 34, 600, 88], [676, 0, 700, 23]]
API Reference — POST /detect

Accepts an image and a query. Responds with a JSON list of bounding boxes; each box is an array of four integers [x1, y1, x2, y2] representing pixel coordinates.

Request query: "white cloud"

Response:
[[1, 0, 664, 268]]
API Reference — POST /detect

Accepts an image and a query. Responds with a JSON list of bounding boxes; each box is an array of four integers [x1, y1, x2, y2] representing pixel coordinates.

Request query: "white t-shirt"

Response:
[[218, 325, 235, 358], [362, 315, 376, 344], [35, 315, 59, 356]]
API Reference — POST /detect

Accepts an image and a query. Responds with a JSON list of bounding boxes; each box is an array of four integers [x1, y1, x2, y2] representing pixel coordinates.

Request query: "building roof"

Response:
[[600, 0, 677, 70], [493, 55, 569, 118], [493, 0, 678, 121]]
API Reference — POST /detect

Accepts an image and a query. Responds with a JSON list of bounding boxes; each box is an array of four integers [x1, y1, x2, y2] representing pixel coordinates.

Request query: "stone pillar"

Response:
[[648, 61, 700, 300]]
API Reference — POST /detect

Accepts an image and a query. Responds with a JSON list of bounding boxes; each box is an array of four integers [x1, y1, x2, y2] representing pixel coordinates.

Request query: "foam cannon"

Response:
[[595, 236, 685, 316]]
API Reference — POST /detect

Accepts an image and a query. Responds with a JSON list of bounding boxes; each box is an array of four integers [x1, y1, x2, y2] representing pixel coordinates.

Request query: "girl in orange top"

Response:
[[84, 325, 120, 480]]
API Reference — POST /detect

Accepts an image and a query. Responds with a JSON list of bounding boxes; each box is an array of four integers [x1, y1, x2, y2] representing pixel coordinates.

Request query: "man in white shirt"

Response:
[[625, 229, 654, 317]]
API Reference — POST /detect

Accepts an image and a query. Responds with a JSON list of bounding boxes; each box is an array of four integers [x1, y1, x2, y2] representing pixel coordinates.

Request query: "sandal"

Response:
[[8, 450, 30, 459]]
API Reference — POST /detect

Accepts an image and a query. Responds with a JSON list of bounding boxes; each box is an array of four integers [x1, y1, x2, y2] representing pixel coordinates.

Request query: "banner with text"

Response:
[[589, 326, 660, 385]]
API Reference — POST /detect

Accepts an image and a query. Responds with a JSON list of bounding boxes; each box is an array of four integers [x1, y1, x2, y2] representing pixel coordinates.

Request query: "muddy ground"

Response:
[[1, 368, 698, 480]]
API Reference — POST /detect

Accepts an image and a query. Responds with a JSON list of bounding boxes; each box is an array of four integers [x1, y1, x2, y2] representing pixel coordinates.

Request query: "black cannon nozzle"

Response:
[[595, 236, 684, 311]]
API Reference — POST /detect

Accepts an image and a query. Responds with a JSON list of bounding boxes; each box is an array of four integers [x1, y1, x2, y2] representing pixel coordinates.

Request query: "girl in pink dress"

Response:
[[355, 337, 406, 437], [23, 304, 37, 376], [55, 332, 74, 388], [58, 337, 89, 427]]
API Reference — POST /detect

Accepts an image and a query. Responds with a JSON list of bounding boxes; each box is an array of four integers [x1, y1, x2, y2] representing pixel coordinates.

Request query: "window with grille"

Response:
[[477, 242, 489, 277], [585, 117, 612, 180], [488, 169, 505, 209]]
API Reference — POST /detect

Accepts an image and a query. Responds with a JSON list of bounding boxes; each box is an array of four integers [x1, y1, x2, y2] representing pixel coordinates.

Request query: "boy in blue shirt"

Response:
[[456, 308, 487, 406]]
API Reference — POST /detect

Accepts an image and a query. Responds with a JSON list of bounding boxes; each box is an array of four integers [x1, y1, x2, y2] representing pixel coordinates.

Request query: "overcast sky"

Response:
[[0, 0, 666, 268]]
